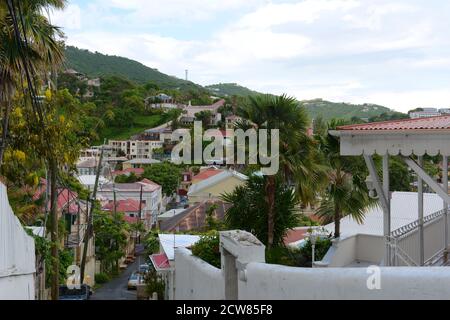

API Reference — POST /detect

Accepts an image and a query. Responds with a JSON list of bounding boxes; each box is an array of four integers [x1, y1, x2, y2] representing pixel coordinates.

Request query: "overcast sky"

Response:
[[50, 0, 450, 112]]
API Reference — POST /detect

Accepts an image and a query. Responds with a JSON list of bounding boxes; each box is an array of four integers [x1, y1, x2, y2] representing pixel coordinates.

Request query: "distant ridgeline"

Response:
[[64, 46, 405, 122]]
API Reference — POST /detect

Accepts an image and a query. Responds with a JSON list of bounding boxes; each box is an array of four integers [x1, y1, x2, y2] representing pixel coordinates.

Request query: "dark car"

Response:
[[59, 284, 92, 300]]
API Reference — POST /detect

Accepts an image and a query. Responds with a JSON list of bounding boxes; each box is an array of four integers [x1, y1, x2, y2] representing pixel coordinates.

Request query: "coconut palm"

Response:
[[315, 119, 375, 238], [237, 94, 323, 247], [0, 0, 66, 164]]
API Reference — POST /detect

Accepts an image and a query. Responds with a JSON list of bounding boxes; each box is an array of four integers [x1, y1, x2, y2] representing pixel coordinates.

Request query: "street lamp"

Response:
[[365, 175, 379, 199], [310, 231, 318, 268]]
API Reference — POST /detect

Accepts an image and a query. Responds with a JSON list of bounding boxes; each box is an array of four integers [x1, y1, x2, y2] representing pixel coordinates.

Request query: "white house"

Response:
[[97, 179, 163, 227]]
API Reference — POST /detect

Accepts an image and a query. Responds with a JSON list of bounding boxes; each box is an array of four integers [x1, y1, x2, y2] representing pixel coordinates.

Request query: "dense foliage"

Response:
[[191, 231, 221, 269], [142, 162, 182, 196], [222, 175, 299, 247]]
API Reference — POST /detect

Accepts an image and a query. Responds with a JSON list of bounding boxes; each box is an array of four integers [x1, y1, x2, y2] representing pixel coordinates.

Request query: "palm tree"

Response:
[[0, 0, 66, 165], [315, 119, 375, 238], [237, 94, 323, 247]]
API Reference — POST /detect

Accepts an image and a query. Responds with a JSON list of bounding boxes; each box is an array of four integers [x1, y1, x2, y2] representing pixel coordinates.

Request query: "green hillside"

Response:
[[300, 99, 394, 121], [206, 83, 262, 97], [64, 46, 202, 90]]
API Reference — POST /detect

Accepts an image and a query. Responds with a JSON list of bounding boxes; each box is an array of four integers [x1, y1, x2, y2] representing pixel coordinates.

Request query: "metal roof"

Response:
[[324, 192, 444, 238], [158, 234, 200, 261]]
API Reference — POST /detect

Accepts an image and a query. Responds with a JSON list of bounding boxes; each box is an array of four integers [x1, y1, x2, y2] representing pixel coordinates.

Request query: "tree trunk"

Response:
[[334, 205, 340, 239], [0, 100, 12, 166], [266, 175, 276, 248], [49, 158, 59, 300]]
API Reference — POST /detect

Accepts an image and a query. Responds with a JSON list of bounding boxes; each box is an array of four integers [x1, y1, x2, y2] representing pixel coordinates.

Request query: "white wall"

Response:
[[240, 263, 450, 300], [0, 183, 36, 300], [174, 248, 224, 300]]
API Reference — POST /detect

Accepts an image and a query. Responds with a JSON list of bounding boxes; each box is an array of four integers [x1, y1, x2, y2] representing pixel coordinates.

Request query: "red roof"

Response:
[[102, 199, 143, 213], [337, 115, 450, 131], [124, 216, 139, 224], [283, 228, 308, 245], [33, 179, 79, 213], [150, 253, 171, 269], [192, 168, 223, 181]]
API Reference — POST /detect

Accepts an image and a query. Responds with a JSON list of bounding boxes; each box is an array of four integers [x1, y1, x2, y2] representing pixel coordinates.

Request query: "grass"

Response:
[[99, 114, 165, 141]]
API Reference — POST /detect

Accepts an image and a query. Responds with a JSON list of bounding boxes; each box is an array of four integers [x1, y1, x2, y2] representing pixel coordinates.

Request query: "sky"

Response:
[[49, 0, 450, 112]]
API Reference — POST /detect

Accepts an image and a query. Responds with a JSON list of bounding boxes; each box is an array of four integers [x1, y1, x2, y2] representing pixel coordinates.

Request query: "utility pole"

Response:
[[80, 144, 104, 285], [113, 183, 117, 216], [137, 185, 143, 250], [49, 159, 59, 300]]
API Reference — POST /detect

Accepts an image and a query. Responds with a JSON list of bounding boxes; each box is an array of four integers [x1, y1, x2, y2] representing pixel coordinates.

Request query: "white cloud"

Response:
[[48, 4, 82, 30], [61, 0, 450, 112]]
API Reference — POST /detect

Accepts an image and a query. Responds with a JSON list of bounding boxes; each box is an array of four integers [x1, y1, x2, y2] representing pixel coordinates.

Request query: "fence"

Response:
[[389, 208, 450, 266]]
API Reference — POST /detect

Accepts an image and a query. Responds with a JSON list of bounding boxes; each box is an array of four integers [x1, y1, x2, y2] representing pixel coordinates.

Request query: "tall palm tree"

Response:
[[0, 0, 66, 165], [237, 94, 323, 247], [315, 119, 375, 238]]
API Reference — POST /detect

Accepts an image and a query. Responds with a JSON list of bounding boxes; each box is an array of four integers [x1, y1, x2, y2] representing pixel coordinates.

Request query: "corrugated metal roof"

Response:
[[337, 115, 450, 131], [158, 234, 200, 260], [324, 192, 444, 237]]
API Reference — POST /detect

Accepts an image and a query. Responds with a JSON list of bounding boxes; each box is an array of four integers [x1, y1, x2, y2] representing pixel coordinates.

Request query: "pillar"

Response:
[[443, 156, 449, 257], [418, 156, 424, 266]]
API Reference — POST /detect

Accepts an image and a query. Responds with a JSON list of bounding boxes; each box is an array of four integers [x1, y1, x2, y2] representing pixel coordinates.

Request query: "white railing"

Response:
[[389, 208, 449, 266]]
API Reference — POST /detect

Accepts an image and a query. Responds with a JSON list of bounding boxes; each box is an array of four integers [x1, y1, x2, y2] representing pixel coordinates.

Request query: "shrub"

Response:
[[144, 269, 166, 300], [144, 231, 160, 255], [191, 231, 221, 268], [300, 236, 332, 262], [95, 272, 111, 284]]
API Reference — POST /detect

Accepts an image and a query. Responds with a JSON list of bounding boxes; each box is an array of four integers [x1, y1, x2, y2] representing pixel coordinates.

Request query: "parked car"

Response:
[[59, 284, 91, 300], [127, 272, 142, 290], [139, 263, 153, 274]]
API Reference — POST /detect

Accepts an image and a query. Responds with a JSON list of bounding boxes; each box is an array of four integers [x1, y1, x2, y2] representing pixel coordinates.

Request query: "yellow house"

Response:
[[187, 170, 248, 203]]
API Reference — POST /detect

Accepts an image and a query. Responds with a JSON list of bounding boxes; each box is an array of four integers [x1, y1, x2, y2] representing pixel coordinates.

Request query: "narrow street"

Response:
[[91, 250, 145, 300]]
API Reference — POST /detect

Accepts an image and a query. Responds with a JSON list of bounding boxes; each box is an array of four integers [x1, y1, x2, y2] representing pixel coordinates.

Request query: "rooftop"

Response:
[[124, 158, 161, 165], [102, 198, 144, 213], [99, 179, 161, 193], [337, 115, 450, 131], [324, 192, 444, 238], [188, 170, 248, 196], [192, 168, 224, 182], [158, 234, 200, 260], [160, 201, 231, 232]]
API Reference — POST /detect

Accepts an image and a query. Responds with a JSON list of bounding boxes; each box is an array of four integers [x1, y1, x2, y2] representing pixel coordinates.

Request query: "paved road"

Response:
[[91, 254, 145, 300]]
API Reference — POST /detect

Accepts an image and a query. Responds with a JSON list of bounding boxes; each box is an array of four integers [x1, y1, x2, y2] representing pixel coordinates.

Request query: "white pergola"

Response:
[[330, 116, 450, 266]]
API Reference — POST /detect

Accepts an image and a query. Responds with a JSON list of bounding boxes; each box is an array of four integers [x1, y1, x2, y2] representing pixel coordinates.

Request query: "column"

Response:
[[382, 154, 391, 265], [418, 156, 424, 266], [443, 156, 449, 256]]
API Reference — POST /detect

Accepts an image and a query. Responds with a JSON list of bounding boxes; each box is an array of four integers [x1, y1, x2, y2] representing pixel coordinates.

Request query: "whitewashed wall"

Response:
[[240, 263, 450, 300], [0, 183, 36, 300], [174, 248, 224, 300]]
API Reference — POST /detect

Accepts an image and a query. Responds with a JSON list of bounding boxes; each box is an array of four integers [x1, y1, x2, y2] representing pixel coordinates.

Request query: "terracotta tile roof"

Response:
[[337, 115, 450, 131], [160, 200, 231, 232], [192, 168, 223, 182], [123, 216, 139, 224]]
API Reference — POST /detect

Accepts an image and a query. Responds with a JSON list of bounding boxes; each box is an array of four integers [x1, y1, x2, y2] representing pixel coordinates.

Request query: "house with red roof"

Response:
[[97, 179, 162, 228]]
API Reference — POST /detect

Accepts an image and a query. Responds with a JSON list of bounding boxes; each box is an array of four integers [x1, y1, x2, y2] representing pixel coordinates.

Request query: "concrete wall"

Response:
[[173, 230, 450, 300], [0, 183, 36, 300], [318, 234, 384, 267], [174, 248, 224, 300], [240, 263, 450, 300]]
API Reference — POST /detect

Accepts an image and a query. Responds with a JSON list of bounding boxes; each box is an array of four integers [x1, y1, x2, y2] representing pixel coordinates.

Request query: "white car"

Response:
[[127, 272, 142, 290]]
